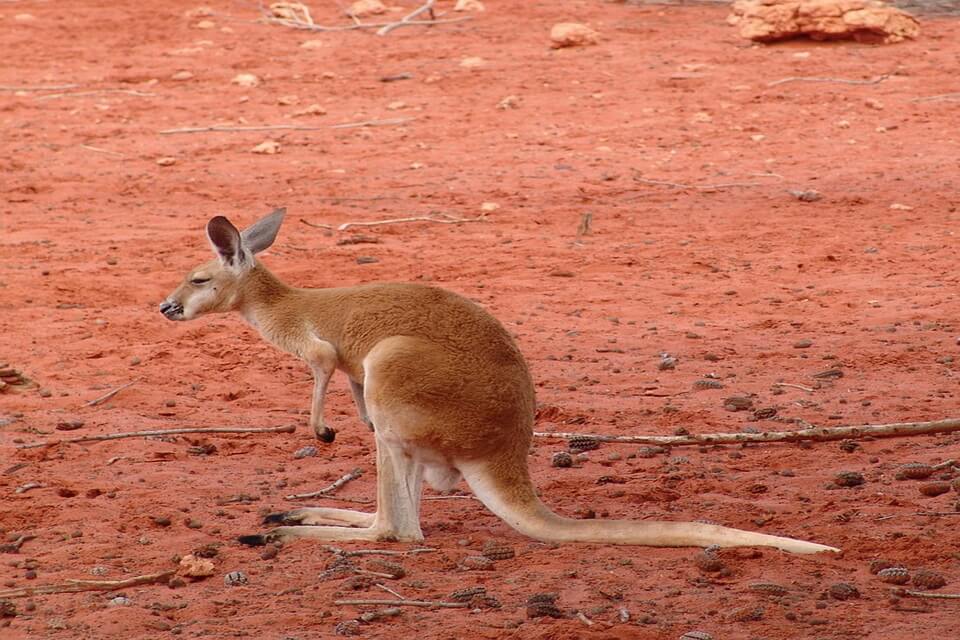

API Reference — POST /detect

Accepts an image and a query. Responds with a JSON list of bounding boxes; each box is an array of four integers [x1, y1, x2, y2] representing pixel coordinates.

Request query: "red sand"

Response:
[[2, 1, 960, 638]]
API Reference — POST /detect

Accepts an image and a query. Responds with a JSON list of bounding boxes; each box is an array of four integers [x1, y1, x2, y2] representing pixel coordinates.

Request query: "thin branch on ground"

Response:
[[916, 512, 960, 517], [337, 213, 486, 231], [0, 570, 174, 598], [902, 590, 960, 600], [14, 482, 44, 494], [16, 425, 296, 450], [766, 74, 890, 88], [910, 93, 960, 103], [159, 118, 413, 135], [286, 468, 363, 500], [773, 382, 816, 392], [86, 379, 139, 406], [375, 582, 406, 599], [79, 144, 125, 157], [0, 83, 79, 92], [633, 175, 776, 191], [0, 534, 36, 553], [299, 218, 335, 230], [376, 0, 435, 35], [334, 598, 468, 608], [534, 418, 960, 447], [324, 546, 436, 557], [258, 0, 469, 34], [36, 89, 156, 100]]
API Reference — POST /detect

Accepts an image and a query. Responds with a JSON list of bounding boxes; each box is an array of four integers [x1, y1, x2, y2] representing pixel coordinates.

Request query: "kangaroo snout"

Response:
[[159, 299, 183, 320]]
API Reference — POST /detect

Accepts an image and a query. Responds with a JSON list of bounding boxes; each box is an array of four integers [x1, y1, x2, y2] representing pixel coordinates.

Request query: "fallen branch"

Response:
[[375, 583, 406, 599], [0, 570, 174, 598], [299, 218, 334, 230], [766, 74, 889, 88], [286, 468, 363, 500], [376, 0, 435, 35], [80, 144, 125, 157], [533, 418, 960, 447], [86, 379, 139, 406], [324, 546, 436, 557], [916, 512, 960, 517], [911, 93, 960, 103], [37, 89, 156, 100], [334, 598, 468, 609], [14, 482, 44, 494], [902, 590, 960, 600], [337, 213, 486, 231], [159, 118, 413, 135], [0, 83, 79, 92], [0, 534, 35, 553], [773, 382, 815, 393], [633, 176, 770, 191], [16, 425, 295, 450]]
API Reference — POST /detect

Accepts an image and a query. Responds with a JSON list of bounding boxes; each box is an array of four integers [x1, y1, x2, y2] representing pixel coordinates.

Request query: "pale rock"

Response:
[[251, 140, 281, 154], [171, 70, 194, 81], [387, 100, 407, 110], [178, 554, 215, 578], [300, 40, 326, 49], [291, 103, 327, 117], [751, 134, 766, 141], [156, 157, 177, 166], [459, 57, 486, 69], [194, 20, 216, 29], [497, 95, 520, 109], [277, 95, 299, 106], [348, 0, 387, 17], [691, 111, 713, 123], [454, 0, 485, 11], [864, 97, 884, 110], [889, 203, 913, 210], [480, 202, 500, 213], [231, 73, 260, 87], [14, 13, 37, 22], [410, 162, 425, 169], [184, 6, 214, 18], [550, 23, 599, 49], [727, 0, 919, 44]]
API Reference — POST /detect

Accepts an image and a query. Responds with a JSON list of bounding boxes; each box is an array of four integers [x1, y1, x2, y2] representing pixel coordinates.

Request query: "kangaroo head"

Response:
[[160, 208, 285, 321]]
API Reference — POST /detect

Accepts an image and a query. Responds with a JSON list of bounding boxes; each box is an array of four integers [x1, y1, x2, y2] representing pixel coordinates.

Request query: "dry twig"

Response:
[[259, 0, 469, 33], [16, 425, 295, 450], [376, 0, 435, 35], [534, 418, 960, 447], [766, 74, 890, 88], [633, 175, 777, 191], [159, 118, 412, 135], [910, 93, 960, 103], [286, 468, 363, 500], [334, 598, 467, 608], [323, 546, 436, 557], [80, 144, 125, 157], [0, 570, 174, 598], [375, 583, 406, 599], [337, 213, 486, 231], [0, 83, 79, 92], [773, 382, 816, 393], [86, 379, 139, 406], [299, 218, 334, 230], [37, 89, 156, 100], [902, 590, 960, 600]]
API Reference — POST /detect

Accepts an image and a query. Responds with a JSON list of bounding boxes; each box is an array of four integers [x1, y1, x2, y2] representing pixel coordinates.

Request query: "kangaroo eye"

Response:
[[190, 277, 210, 286]]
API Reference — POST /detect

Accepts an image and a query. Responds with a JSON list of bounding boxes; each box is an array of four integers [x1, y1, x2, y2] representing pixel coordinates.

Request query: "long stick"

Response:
[[286, 468, 363, 500], [903, 590, 960, 600], [159, 118, 413, 135], [334, 599, 467, 608], [337, 213, 486, 231], [16, 425, 296, 449], [376, 0, 435, 36], [766, 74, 889, 88], [86, 379, 138, 406], [0, 570, 174, 598], [533, 418, 960, 447]]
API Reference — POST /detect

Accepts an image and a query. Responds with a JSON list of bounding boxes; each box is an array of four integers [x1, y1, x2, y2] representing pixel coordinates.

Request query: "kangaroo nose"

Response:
[[159, 300, 182, 319]]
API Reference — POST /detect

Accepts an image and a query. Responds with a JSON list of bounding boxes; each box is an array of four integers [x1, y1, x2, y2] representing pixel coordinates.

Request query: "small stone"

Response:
[[294, 446, 318, 459], [693, 379, 723, 390], [877, 567, 910, 584], [911, 569, 946, 590], [251, 140, 280, 154], [834, 471, 865, 487], [231, 73, 260, 88], [919, 481, 951, 497], [889, 203, 913, 211], [694, 547, 724, 573], [156, 157, 177, 166], [300, 40, 326, 49], [171, 70, 194, 81], [347, 0, 386, 17], [14, 13, 37, 22], [480, 202, 500, 213], [194, 19, 215, 29], [551, 451, 573, 468], [57, 487, 78, 498], [291, 103, 327, 117], [865, 98, 884, 110], [550, 22, 599, 48], [752, 407, 778, 420], [55, 419, 85, 431], [460, 555, 494, 571], [153, 516, 172, 527], [24, 570, 37, 580], [658, 355, 678, 371], [723, 396, 753, 412], [0, 600, 16, 618], [108, 596, 131, 607], [179, 554, 215, 578], [749, 582, 788, 596], [793, 339, 813, 349], [90, 566, 109, 576], [356, 256, 379, 265], [260, 546, 279, 561], [496, 95, 519, 110], [186, 518, 203, 529], [789, 189, 822, 202], [454, 0, 485, 10], [38, 389, 52, 398], [335, 620, 361, 636], [828, 582, 859, 600], [637, 445, 667, 458], [459, 57, 486, 69], [679, 632, 713, 640], [224, 570, 248, 586]]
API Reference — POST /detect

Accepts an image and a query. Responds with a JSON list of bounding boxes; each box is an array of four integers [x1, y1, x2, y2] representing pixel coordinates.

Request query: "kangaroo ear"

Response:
[[241, 208, 286, 255], [207, 216, 245, 267]]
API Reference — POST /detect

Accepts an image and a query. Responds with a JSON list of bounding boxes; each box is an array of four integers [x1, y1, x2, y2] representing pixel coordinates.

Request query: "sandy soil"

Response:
[[2, 1, 960, 638]]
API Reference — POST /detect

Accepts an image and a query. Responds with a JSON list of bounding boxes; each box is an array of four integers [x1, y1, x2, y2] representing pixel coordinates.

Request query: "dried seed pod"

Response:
[[838, 440, 859, 453], [895, 463, 934, 481], [319, 556, 357, 581], [551, 451, 573, 468], [481, 540, 515, 561], [637, 446, 668, 458], [727, 606, 764, 622], [334, 620, 361, 636], [223, 571, 248, 586], [449, 586, 486, 602], [527, 592, 558, 605], [911, 569, 947, 590], [828, 582, 859, 600], [723, 396, 753, 412], [365, 558, 406, 579], [869, 559, 897, 575], [693, 379, 723, 390], [834, 471, 865, 487], [470, 594, 502, 609], [919, 481, 951, 497], [753, 407, 778, 420], [0, 599, 16, 618], [568, 435, 600, 452], [459, 555, 494, 571], [694, 547, 724, 573], [749, 582, 788, 596], [358, 607, 402, 623], [679, 632, 714, 640], [877, 567, 910, 585]]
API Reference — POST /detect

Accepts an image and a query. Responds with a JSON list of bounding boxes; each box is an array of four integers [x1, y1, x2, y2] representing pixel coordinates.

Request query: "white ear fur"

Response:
[[241, 208, 286, 255], [207, 216, 248, 269]]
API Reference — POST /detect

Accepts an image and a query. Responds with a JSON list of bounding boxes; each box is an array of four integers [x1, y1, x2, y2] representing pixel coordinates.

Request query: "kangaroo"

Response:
[[160, 208, 838, 554]]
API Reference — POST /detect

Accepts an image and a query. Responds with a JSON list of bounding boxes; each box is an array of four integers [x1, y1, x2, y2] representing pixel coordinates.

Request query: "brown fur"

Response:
[[160, 210, 838, 554]]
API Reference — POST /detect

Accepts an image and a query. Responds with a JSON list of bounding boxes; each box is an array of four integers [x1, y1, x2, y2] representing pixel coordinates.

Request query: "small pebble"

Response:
[[834, 471, 865, 487], [828, 582, 859, 600], [793, 339, 813, 349], [460, 555, 494, 571], [108, 596, 131, 607], [919, 481, 951, 497], [224, 571, 248, 586], [186, 519, 203, 529], [260, 546, 279, 561], [723, 396, 753, 412], [294, 446, 318, 459], [658, 355, 677, 371], [679, 632, 714, 640], [152, 516, 172, 527], [912, 569, 946, 590]]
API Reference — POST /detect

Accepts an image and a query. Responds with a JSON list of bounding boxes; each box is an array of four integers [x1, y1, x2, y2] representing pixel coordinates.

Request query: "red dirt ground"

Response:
[[3, 1, 960, 638]]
